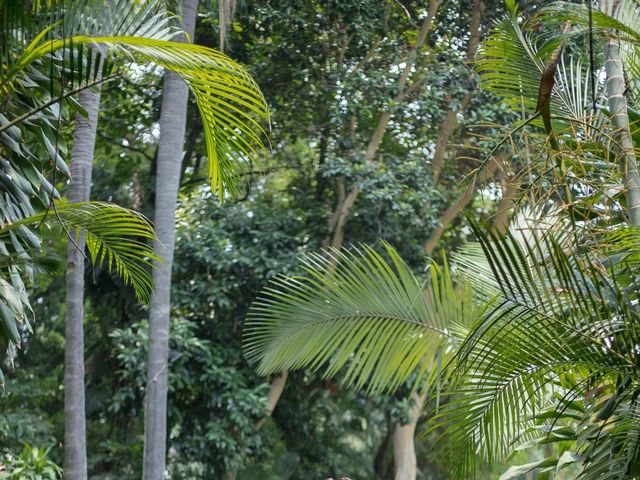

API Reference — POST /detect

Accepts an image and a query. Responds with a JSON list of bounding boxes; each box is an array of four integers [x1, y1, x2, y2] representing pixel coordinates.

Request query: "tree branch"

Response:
[[97, 131, 154, 161], [424, 153, 503, 255], [327, 0, 444, 253], [431, 0, 485, 185]]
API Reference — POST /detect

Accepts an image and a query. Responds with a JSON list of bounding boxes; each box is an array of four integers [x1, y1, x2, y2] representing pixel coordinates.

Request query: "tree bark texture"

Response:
[[142, 1, 198, 479], [492, 175, 519, 235], [393, 393, 426, 480], [64, 78, 103, 480], [256, 371, 289, 430], [603, 33, 640, 225]]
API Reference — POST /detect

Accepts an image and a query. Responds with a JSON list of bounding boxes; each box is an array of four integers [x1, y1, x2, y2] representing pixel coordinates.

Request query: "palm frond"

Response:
[[1, 1, 269, 199], [244, 242, 478, 394], [5, 201, 161, 302], [477, 2, 600, 125], [543, 1, 640, 46], [430, 213, 640, 478], [83, 35, 268, 198], [0, 201, 159, 369], [1, 0, 173, 93], [476, 3, 544, 115]]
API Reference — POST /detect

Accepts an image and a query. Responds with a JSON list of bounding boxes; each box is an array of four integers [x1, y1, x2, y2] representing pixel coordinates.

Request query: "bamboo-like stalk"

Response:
[[142, 1, 198, 478], [603, 30, 640, 225], [64, 46, 106, 480]]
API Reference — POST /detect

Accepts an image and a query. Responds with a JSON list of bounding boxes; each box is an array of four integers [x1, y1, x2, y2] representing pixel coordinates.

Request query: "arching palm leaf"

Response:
[[0, 201, 160, 365], [477, 0, 599, 125], [244, 241, 479, 395], [244, 206, 640, 478], [431, 218, 640, 478], [8, 202, 161, 302], [79, 36, 269, 197], [4, 201, 159, 296], [1, 0, 269, 199]]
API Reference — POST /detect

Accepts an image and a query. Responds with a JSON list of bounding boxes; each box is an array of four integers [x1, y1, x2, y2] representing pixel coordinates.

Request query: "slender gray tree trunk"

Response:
[[604, 30, 640, 225], [64, 64, 104, 479], [142, 1, 198, 478]]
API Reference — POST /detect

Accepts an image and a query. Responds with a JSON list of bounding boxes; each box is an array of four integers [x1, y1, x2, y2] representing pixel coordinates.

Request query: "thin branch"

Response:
[[431, 0, 485, 185], [180, 168, 277, 187], [344, 39, 381, 80], [97, 131, 154, 161], [424, 154, 503, 255], [337, 32, 355, 68], [392, 0, 418, 28]]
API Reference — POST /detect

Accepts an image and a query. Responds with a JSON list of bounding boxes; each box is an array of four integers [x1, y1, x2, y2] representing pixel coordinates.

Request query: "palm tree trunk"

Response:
[[142, 1, 198, 478], [603, 23, 640, 225], [64, 48, 105, 480]]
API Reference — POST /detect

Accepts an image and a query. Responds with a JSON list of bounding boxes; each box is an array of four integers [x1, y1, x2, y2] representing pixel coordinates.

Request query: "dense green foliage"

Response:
[[245, 0, 640, 478], [4, 0, 640, 479]]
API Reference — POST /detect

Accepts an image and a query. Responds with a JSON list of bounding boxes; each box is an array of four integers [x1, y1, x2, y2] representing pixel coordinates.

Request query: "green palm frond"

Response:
[[243, 202, 640, 477], [0, 201, 160, 374], [431, 216, 640, 478], [5, 201, 161, 302], [244, 242, 479, 394], [82, 35, 269, 198], [477, 1, 598, 125], [543, 1, 640, 46], [555, 55, 600, 122], [1, 0, 269, 199], [540, 0, 640, 104], [64, 0, 178, 40], [578, 393, 640, 479], [0, 0, 176, 94], [476, 2, 545, 115], [0, 275, 29, 352]]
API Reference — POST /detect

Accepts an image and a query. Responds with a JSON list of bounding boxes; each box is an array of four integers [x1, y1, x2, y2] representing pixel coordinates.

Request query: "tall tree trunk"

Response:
[[258, 1, 442, 440], [393, 392, 426, 480], [64, 49, 105, 480], [603, 16, 640, 225], [391, 7, 484, 477], [249, 4, 451, 478], [374, 412, 395, 478], [218, 0, 236, 51], [327, 0, 441, 251], [142, 1, 198, 479]]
